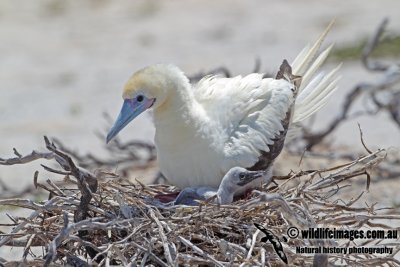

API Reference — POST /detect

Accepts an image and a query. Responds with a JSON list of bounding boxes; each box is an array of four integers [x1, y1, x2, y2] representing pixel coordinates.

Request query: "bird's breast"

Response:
[[155, 128, 225, 189]]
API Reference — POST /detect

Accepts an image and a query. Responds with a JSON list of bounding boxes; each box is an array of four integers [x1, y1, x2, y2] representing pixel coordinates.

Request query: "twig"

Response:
[[179, 236, 224, 267], [0, 150, 54, 165], [148, 209, 174, 266], [362, 18, 389, 71], [302, 18, 400, 149]]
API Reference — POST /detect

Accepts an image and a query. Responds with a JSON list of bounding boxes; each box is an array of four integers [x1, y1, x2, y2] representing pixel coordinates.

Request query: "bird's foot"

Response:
[[153, 192, 180, 203], [243, 188, 254, 200]]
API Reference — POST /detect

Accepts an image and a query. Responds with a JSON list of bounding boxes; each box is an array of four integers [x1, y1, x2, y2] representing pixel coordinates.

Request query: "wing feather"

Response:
[[190, 20, 340, 169], [193, 74, 295, 169]]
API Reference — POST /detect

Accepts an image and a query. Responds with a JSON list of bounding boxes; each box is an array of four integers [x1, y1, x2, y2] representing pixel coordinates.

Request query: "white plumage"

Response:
[[154, 72, 293, 188], [107, 22, 340, 193]]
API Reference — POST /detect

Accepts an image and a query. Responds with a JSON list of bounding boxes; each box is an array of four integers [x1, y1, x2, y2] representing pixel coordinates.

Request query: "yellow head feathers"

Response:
[[107, 64, 193, 143], [122, 65, 164, 108], [121, 64, 190, 110]]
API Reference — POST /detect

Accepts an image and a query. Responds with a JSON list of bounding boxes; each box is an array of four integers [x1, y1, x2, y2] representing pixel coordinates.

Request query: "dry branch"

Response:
[[301, 18, 400, 150], [0, 135, 398, 266]]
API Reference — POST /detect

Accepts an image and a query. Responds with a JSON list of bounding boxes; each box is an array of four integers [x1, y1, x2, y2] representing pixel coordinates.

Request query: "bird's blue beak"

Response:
[[106, 97, 154, 143]]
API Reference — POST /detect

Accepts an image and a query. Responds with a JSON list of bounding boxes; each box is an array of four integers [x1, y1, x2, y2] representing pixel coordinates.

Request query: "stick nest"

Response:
[[1, 136, 399, 267]]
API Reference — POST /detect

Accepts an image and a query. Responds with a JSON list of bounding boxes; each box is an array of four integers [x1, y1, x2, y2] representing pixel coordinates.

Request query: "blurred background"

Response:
[[1, 0, 400, 261], [1, 0, 400, 189]]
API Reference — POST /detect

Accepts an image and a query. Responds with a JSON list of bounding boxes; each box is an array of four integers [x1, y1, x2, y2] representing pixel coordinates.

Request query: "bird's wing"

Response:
[[174, 186, 218, 206], [174, 187, 207, 206], [192, 20, 340, 170], [193, 71, 296, 170]]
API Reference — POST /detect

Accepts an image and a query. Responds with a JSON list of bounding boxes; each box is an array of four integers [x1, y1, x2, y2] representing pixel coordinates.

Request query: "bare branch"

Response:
[[301, 18, 400, 150], [0, 150, 54, 165], [362, 18, 389, 71], [358, 123, 373, 154]]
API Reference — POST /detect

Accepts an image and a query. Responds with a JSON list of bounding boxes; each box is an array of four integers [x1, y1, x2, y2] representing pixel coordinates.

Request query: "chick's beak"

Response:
[[237, 171, 264, 186], [106, 98, 154, 143]]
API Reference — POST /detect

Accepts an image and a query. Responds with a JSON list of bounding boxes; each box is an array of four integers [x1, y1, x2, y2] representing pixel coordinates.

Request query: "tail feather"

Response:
[[294, 64, 342, 122], [291, 45, 310, 71], [299, 66, 341, 109], [300, 44, 334, 92], [292, 20, 335, 77], [295, 77, 340, 121], [295, 72, 325, 103], [286, 20, 341, 140]]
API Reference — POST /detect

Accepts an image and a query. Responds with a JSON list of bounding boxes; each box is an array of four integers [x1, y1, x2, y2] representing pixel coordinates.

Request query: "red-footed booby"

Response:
[[107, 22, 340, 195]]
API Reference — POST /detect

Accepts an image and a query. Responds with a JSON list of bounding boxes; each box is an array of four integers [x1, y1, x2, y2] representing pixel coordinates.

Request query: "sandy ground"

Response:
[[1, 0, 400, 261]]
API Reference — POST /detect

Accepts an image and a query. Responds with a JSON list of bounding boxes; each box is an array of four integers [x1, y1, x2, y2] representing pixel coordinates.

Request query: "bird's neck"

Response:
[[153, 76, 206, 142], [216, 180, 235, 204]]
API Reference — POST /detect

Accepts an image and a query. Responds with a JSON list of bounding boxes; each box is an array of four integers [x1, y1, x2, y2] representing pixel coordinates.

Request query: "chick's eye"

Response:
[[136, 95, 144, 102], [239, 173, 245, 179]]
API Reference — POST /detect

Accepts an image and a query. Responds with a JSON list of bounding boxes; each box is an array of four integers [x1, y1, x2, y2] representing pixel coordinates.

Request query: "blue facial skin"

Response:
[[106, 95, 154, 143]]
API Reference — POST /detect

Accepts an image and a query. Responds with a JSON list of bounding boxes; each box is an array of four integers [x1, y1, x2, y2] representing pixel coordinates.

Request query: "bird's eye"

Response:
[[239, 173, 245, 179], [136, 95, 144, 102]]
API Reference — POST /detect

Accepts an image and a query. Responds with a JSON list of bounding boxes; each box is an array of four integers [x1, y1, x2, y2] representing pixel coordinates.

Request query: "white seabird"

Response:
[[174, 167, 267, 205], [106, 22, 340, 194]]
